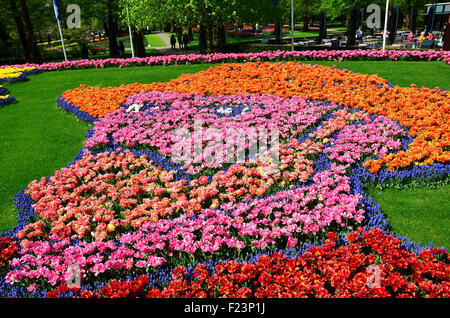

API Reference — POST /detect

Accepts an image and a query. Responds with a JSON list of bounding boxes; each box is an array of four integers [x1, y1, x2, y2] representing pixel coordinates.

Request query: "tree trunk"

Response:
[[205, 21, 214, 53], [0, 20, 11, 60], [106, 0, 119, 57], [345, 0, 356, 33], [302, 15, 309, 32], [319, 9, 327, 41], [188, 27, 194, 41], [303, 0, 310, 31], [19, 0, 41, 63], [403, 0, 411, 30], [199, 23, 207, 53], [8, 0, 30, 61], [346, 6, 357, 47], [217, 24, 226, 52], [197, 0, 214, 53], [275, 22, 282, 44], [132, 28, 146, 57], [0, 21, 9, 44], [274, 4, 283, 44]]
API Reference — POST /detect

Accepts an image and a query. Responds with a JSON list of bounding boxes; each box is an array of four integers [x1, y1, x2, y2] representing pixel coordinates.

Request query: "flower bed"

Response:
[[86, 91, 337, 175], [61, 62, 450, 172], [0, 62, 449, 298], [0, 66, 38, 83], [0, 86, 16, 107], [47, 228, 449, 299], [1, 49, 449, 74], [0, 67, 38, 108]]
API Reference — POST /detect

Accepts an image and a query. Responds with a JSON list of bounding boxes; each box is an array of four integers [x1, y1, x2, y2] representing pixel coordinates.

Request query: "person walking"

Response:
[[118, 41, 125, 58], [170, 34, 176, 50], [177, 32, 183, 49], [183, 32, 189, 50]]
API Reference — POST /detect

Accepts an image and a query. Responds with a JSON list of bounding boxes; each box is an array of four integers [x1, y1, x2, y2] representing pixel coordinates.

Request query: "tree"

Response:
[[106, 0, 120, 57], [121, 0, 240, 53], [392, 0, 427, 30], [346, 5, 357, 46], [320, 0, 374, 23], [236, 0, 284, 43], [177, 0, 238, 53], [1, 0, 127, 62], [235, 0, 276, 26], [292, 0, 321, 31], [19, 0, 42, 63], [7, 0, 31, 61], [301, 0, 312, 31], [0, 6, 14, 62]]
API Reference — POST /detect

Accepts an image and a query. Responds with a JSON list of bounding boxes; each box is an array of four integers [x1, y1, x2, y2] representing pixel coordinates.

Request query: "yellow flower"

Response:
[[0, 66, 36, 80], [106, 223, 116, 233]]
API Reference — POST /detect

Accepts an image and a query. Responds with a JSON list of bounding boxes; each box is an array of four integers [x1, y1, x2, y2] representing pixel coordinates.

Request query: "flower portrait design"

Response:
[[0, 57, 449, 299]]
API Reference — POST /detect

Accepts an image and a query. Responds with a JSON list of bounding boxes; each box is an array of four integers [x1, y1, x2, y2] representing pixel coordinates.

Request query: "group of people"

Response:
[[412, 30, 445, 48], [170, 32, 190, 50], [354, 25, 446, 49], [417, 31, 435, 42]]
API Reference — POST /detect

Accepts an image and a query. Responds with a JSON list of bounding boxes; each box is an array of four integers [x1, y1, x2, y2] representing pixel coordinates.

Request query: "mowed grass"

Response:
[[0, 60, 449, 250], [366, 186, 450, 249], [144, 34, 167, 47]]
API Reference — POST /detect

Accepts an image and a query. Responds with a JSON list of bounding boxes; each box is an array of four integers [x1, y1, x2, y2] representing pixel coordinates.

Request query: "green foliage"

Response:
[[367, 185, 450, 249], [118, 0, 242, 29], [320, 0, 429, 24], [234, 0, 279, 25]]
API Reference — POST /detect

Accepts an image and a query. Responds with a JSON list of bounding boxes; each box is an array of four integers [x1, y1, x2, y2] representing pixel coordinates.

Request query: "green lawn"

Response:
[[330, 26, 348, 34], [144, 34, 167, 47], [118, 34, 165, 48], [367, 186, 450, 249], [282, 30, 319, 38], [0, 60, 449, 250]]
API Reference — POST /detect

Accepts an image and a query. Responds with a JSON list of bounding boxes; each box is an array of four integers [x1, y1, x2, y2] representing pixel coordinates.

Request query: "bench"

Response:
[[420, 40, 434, 48]]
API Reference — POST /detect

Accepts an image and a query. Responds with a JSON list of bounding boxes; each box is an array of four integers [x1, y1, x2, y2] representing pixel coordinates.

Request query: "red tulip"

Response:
[[199, 176, 208, 185]]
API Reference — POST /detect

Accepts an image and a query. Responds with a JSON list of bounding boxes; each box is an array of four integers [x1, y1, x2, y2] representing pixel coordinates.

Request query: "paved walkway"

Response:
[[123, 31, 197, 55], [156, 32, 172, 48], [154, 31, 198, 55]]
